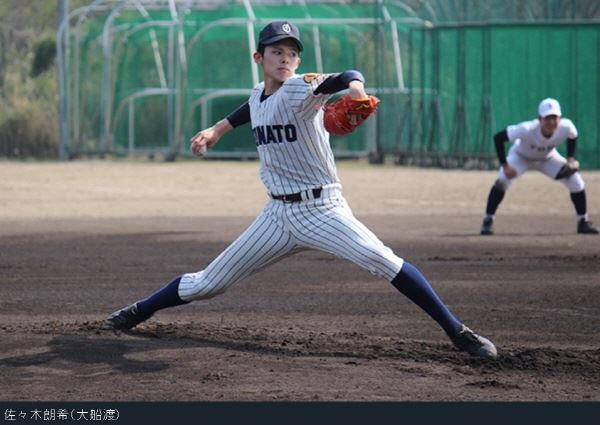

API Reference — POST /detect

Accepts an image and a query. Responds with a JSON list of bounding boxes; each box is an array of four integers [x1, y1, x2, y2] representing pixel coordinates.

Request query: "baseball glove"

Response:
[[323, 95, 380, 136], [555, 160, 580, 179]]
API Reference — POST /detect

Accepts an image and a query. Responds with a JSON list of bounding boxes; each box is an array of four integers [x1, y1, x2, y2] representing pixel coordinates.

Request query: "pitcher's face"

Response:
[[254, 41, 301, 84]]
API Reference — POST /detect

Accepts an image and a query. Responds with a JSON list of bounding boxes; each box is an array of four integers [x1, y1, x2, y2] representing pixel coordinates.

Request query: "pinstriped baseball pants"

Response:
[[178, 186, 404, 301]]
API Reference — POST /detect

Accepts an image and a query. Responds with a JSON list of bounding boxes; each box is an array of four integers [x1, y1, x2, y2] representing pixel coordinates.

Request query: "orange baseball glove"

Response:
[[323, 95, 380, 136]]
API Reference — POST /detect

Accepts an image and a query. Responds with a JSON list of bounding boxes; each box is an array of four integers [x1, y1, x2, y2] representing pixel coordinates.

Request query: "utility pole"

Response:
[[57, 0, 69, 160]]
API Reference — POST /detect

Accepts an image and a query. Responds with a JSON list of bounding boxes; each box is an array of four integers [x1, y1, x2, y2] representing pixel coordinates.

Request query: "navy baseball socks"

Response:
[[480, 185, 505, 235], [103, 276, 188, 330], [390, 262, 497, 358], [480, 187, 598, 235], [571, 190, 599, 234], [103, 266, 498, 358]]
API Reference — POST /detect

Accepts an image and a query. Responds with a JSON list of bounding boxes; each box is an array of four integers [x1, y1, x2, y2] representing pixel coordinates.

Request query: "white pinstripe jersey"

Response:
[[179, 73, 406, 301], [249, 73, 339, 195], [507, 118, 578, 160]]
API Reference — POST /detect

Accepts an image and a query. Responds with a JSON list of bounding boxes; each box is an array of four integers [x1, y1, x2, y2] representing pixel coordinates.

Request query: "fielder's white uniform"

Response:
[[497, 118, 584, 193], [179, 74, 404, 301]]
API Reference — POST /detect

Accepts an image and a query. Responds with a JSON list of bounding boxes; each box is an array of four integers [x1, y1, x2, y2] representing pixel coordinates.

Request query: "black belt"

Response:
[[271, 188, 323, 203]]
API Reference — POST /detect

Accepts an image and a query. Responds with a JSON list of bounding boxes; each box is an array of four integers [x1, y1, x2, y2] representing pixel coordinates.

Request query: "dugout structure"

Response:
[[58, 0, 600, 168]]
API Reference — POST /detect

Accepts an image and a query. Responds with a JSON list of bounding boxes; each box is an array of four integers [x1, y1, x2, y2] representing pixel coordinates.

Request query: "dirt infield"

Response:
[[1, 160, 599, 401]]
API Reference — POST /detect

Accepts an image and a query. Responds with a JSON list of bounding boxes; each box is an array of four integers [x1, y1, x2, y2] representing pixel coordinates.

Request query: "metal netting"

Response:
[[399, 22, 600, 169], [58, 0, 600, 168]]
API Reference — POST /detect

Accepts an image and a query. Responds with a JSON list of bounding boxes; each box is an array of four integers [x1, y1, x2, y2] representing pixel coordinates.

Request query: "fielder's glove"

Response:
[[555, 159, 580, 179], [323, 94, 380, 136]]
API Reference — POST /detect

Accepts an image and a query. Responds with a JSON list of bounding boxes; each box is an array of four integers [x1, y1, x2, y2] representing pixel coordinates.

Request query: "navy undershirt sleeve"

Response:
[[226, 102, 250, 128], [314, 70, 365, 95], [494, 129, 509, 165], [567, 138, 576, 157]]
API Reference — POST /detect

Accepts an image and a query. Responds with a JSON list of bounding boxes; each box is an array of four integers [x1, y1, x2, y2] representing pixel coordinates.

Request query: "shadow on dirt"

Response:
[[2, 321, 599, 385], [0, 334, 170, 374]]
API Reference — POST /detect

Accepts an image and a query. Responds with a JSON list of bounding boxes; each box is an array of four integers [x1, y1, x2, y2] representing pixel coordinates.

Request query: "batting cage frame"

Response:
[[58, 0, 600, 169]]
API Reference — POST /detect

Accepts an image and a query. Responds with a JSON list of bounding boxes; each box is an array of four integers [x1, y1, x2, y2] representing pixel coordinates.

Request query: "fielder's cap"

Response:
[[538, 98, 562, 117], [258, 21, 303, 51]]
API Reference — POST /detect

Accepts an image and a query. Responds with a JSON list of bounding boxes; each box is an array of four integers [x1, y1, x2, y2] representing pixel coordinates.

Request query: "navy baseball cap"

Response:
[[258, 21, 303, 51]]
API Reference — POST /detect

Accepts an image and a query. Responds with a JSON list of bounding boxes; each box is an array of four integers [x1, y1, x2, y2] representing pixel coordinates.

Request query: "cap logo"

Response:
[[281, 23, 291, 33]]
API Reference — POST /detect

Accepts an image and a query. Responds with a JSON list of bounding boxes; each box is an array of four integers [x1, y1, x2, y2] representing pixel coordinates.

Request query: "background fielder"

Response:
[[104, 21, 497, 358], [481, 98, 599, 235]]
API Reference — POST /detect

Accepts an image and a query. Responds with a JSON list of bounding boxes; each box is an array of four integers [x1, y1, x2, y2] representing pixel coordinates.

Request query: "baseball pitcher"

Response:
[[104, 21, 497, 359]]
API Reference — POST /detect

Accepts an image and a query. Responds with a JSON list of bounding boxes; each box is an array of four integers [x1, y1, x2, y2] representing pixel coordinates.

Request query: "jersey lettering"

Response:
[[530, 144, 555, 153], [253, 124, 297, 146], [248, 75, 339, 194]]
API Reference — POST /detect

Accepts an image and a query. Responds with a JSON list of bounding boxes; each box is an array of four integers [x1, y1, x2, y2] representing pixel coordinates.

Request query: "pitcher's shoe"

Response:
[[451, 324, 497, 358], [577, 219, 599, 234], [480, 217, 494, 235], [102, 303, 150, 330]]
